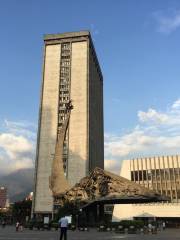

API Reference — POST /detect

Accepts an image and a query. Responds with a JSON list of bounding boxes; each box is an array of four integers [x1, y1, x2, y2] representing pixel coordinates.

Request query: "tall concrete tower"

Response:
[[32, 31, 104, 216]]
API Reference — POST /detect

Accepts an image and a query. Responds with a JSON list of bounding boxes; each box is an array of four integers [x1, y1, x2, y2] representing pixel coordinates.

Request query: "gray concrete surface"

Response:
[[0, 226, 180, 240]]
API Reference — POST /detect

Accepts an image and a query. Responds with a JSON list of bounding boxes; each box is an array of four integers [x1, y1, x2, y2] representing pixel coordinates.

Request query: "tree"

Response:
[[12, 200, 32, 222]]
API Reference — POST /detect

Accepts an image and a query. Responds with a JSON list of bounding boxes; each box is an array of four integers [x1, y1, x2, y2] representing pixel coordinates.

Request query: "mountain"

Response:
[[0, 168, 34, 202]]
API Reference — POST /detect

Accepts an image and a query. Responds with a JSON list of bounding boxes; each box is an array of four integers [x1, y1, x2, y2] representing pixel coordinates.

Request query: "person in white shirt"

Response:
[[148, 223, 152, 233], [59, 216, 68, 240], [162, 222, 166, 230], [15, 221, 19, 231]]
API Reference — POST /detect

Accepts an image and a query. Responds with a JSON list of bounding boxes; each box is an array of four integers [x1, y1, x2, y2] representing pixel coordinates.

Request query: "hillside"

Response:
[[0, 168, 34, 202]]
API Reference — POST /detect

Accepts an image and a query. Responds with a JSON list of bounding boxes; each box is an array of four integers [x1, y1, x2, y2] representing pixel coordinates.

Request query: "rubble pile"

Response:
[[55, 167, 165, 205]]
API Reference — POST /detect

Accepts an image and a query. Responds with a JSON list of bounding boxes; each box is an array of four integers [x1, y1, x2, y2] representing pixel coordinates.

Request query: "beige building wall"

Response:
[[68, 40, 104, 184], [33, 31, 104, 215], [113, 203, 180, 221], [120, 159, 131, 179], [113, 155, 180, 221], [34, 44, 60, 213], [68, 41, 88, 185]]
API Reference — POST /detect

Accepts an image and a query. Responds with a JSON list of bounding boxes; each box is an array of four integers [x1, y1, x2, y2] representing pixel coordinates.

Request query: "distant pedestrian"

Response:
[[19, 222, 23, 231], [58, 216, 68, 240], [16, 221, 20, 231], [148, 223, 152, 233], [162, 222, 166, 230], [2, 220, 6, 228]]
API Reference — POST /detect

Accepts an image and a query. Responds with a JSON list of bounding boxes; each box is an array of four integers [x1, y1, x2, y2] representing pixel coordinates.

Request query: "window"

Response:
[[58, 42, 71, 175]]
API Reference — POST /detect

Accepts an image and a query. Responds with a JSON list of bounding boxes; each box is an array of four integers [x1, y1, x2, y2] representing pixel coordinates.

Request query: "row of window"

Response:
[[61, 73, 69, 78], [61, 55, 70, 60], [60, 77, 70, 82], [131, 169, 180, 181], [60, 90, 69, 94], [59, 84, 69, 89], [59, 103, 68, 108], [58, 43, 71, 175], [59, 96, 69, 101], [61, 50, 71, 56], [59, 110, 67, 114], [61, 66, 70, 72], [61, 61, 70, 67], [62, 43, 71, 50], [131, 169, 180, 201]]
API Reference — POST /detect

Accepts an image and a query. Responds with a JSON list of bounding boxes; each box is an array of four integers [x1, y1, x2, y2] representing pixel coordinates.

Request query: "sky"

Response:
[[0, 0, 180, 175]]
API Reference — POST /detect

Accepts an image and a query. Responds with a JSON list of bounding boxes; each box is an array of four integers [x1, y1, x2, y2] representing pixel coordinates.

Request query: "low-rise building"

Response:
[[113, 155, 180, 221]]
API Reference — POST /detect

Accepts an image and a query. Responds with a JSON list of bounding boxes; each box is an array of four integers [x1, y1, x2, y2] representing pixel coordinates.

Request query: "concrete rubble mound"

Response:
[[56, 167, 167, 205]]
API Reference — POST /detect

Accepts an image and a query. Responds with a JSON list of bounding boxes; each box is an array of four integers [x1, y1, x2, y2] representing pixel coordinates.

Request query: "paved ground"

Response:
[[1, 226, 180, 240]]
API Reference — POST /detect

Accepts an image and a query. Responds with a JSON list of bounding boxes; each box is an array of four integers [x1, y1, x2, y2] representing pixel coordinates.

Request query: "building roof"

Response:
[[43, 30, 103, 80], [44, 30, 90, 41]]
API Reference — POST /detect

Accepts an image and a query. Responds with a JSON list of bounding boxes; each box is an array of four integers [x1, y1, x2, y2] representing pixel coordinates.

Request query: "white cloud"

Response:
[[138, 100, 180, 126], [172, 99, 180, 109], [2, 98, 180, 176], [153, 10, 180, 34], [4, 119, 36, 140], [138, 109, 168, 124], [0, 119, 36, 175], [105, 98, 180, 174], [0, 133, 33, 159]]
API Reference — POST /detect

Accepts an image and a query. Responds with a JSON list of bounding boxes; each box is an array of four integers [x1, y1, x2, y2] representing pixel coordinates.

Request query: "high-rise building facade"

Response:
[[113, 155, 180, 220], [32, 31, 104, 216], [0, 187, 8, 209]]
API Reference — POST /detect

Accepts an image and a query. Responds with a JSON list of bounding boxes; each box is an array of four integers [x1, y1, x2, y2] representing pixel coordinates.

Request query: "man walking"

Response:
[[162, 221, 166, 230], [59, 216, 68, 240]]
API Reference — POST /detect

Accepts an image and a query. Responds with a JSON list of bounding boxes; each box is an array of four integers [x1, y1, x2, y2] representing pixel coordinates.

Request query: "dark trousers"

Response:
[[60, 227, 67, 240]]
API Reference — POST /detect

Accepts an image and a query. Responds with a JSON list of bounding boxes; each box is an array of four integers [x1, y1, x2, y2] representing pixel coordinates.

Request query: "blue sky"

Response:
[[0, 0, 180, 174]]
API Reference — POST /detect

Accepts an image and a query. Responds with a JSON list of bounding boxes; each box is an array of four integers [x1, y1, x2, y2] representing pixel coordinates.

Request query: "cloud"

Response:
[[172, 99, 180, 109], [2, 98, 180, 176], [0, 119, 36, 175], [105, 98, 180, 174], [138, 109, 168, 124], [0, 133, 33, 159], [138, 99, 180, 126], [4, 119, 36, 140], [153, 9, 180, 34]]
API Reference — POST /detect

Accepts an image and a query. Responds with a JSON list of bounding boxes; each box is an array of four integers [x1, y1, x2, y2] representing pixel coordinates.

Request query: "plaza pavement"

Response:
[[1, 226, 180, 240]]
